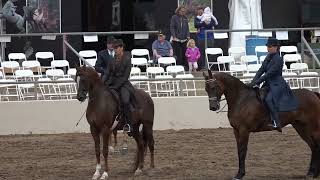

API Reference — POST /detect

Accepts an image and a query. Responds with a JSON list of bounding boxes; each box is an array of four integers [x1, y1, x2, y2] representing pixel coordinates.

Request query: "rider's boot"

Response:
[[269, 110, 282, 133], [123, 104, 133, 137]]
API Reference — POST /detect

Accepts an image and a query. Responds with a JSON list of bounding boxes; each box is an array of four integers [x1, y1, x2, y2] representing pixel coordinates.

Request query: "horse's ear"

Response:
[[208, 70, 213, 79]]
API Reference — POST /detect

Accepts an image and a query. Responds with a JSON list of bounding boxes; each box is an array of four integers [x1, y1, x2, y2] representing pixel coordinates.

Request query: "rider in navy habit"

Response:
[[102, 39, 135, 134], [248, 38, 299, 132]]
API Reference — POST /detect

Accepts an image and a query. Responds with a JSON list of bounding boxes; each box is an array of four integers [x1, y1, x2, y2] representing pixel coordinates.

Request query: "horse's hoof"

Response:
[[232, 178, 241, 180], [100, 171, 109, 180], [134, 168, 142, 176], [92, 173, 100, 180]]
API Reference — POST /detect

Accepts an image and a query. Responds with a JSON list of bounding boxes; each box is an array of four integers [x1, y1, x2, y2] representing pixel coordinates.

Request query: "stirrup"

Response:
[[123, 124, 131, 133]]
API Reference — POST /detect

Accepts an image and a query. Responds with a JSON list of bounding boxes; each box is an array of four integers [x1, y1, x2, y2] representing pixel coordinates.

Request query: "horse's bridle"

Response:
[[205, 78, 227, 113], [205, 79, 224, 102]]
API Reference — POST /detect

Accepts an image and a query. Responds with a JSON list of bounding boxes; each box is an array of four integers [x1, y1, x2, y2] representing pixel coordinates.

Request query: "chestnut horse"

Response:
[[76, 66, 155, 179], [204, 70, 320, 180]]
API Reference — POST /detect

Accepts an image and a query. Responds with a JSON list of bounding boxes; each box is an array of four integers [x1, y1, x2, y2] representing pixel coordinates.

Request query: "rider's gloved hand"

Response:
[[246, 82, 255, 88]]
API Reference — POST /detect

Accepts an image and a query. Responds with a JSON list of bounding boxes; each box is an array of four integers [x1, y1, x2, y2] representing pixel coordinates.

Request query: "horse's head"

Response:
[[203, 70, 224, 111], [75, 65, 99, 102]]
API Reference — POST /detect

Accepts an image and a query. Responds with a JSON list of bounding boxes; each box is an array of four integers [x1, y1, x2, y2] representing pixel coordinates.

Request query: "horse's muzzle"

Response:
[[209, 100, 220, 111], [77, 92, 87, 102]]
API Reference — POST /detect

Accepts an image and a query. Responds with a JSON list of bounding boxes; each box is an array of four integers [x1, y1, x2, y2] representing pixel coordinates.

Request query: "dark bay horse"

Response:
[[76, 66, 155, 180], [203, 70, 320, 180]]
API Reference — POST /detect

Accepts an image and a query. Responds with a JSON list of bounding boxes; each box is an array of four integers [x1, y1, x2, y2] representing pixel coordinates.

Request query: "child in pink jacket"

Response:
[[185, 39, 200, 72]]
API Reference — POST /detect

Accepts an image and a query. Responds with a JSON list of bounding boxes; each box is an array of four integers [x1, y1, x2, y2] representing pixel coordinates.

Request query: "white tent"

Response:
[[228, 0, 263, 48]]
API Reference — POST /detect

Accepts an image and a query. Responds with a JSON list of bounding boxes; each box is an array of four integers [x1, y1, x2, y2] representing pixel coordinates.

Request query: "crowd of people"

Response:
[[152, 5, 218, 72]]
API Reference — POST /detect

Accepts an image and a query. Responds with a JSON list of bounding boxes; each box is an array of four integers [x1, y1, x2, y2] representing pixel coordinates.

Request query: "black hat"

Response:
[[106, 36, 115, 44], [113, 39, 124, 48], [265, 38, 280, 47], [158, 31, 165, 36]]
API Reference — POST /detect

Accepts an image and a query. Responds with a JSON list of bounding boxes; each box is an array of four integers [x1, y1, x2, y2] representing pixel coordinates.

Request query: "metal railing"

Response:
[[0, 30, 159, 62], [205, 27, 320, 69]]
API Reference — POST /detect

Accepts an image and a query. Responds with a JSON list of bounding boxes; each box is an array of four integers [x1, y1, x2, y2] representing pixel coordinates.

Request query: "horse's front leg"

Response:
[[90, 126, 101, 180], [100, 129, 111, 180], [132, 124, 145, 176], [233, 128, 249, 180]]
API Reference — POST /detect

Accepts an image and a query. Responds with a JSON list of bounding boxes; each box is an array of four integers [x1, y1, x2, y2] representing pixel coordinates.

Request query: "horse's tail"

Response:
[[314, 92, 320, 99]]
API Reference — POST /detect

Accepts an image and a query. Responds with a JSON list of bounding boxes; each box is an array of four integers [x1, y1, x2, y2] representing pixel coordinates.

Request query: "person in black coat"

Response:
[[103, 39, 135, 134], [95, 36, 115, 77], [248, 38, 299, 132]]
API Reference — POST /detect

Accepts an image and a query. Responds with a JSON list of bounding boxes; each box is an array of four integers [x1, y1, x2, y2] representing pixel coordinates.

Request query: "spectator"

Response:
[[170, 6, 190, 69], [197, 7, 218, 26], [152, 32, 173, 63], [194, 7, 218, 70], [185, 39, 200, 73], [95, 36, 115, 77]]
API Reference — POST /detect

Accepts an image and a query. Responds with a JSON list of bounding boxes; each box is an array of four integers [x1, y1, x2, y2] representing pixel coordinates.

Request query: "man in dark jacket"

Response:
[[248, 38, 299, 132], [103, 39, 135, 134], [95, 36, 115, 77]]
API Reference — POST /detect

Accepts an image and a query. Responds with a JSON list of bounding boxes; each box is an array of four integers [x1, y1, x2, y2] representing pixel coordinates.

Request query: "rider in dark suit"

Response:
[[248, 38, 299, 132], [103, 39, 135, 134], [95, 36, 115, 77]]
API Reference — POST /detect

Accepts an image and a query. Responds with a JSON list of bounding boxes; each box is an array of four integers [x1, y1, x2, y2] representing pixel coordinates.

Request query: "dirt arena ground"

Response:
[[0, 127, 313, 180]]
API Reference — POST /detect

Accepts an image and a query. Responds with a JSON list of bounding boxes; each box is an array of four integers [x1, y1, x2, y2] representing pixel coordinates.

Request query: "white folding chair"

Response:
[[280, 46, 298, 56], [158, 57, 176, 67], [22, 60, 42, 75], [14, 69, 36, 100], [36, 51, 54, 60], [51, 60, 70, 74], [228, 47, 246, 64], [290, 63, 308, 74], [247, 64, 262, 72], [36, 52, 54, 69], [45, 69, 65, 80], [166, 65, 185, 75], [1, 61, 20, 77], [131, 49, 152, 64], [255, 46, 268, 58], [241, 55, 259, 65], [131, 57, 148, 71], [229, 64, 247, 77], [217, 56, 235, 72], [79, 50, 97, 65], [205, 48, 223, 69], [283, 54, 302, 63], [8, 53, 27, 62]]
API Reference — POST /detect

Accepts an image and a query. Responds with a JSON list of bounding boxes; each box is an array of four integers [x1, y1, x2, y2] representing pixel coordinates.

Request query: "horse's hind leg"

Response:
[[292, 124, 319, 178], [90, 126, 101, 180], [100, 128, 111, 180], [143, 124, 155, 168]]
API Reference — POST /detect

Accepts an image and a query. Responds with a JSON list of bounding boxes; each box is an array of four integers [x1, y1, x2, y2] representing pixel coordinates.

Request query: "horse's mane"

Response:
[[79, 66, 103, 85], [213, 72, 247, 90]]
